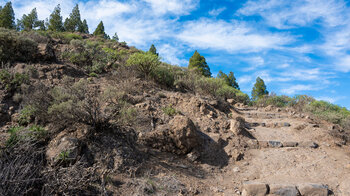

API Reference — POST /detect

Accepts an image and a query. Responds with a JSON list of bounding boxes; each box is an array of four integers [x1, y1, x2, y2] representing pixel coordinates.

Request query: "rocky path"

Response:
[[233, 107, 350, 196]]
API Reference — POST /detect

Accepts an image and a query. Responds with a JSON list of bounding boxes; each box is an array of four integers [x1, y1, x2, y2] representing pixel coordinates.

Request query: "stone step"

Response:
[[245, 122, 291, 128], [244, 112, 288, 119], [241, 182, 330, 196], [247, 140, 319, 149]]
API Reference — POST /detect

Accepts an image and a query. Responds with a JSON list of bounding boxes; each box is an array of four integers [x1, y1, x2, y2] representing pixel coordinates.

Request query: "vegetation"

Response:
[[48, 4, 64, 32], [0, 2, 15, 29], [188, 50, 211, 77], [217, 71, 239, 90], [148, 44, 158, 56], [93, 21, 108, 38], [127, 52, 161, 77], [251, 77, 268, 101], [0, 69, 29, 92], [17, 8, 45, 31], [162, 105, 177, 116], [64, 4, 88, 33]]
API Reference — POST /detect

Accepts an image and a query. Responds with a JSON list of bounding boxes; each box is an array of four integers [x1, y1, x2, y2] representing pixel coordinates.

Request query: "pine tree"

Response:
[[17, 8, 44, 31], [64, 4, 83, 32], [188, 50, 211, 77], [112, 32, 119, 41], [93, 21, 107, 38], [0, 2, 15, 29], [251, 77, 269, 101], [148, 44, 158, 56], [217, 71, 239, 90], [79, 19, 89, 34], [48, 4, 64, 32]]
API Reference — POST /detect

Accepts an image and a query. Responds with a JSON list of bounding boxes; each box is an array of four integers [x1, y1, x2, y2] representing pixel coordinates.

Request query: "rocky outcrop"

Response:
[[139, 115, 201, 154]]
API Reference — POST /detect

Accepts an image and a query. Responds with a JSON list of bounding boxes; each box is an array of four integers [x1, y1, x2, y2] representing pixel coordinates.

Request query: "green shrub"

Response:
[[162, 105, 177, 116], [306, 100, 350, 124], [0, 69, 29, 92], [18, 105, 36, 125], [126, 52, 161, 77], [118, 105, 137, 125], [50, 32, 82, 43], [88, 72, 98, 77], [152, 64, 176, 87], [255, 95, 294, 107], [6, 126, 24, 147], [0, 28, 38, 64]]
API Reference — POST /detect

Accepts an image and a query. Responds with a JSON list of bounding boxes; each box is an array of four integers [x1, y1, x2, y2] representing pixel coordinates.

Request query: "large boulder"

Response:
[[140, 115, 201, 154], [46, 134, 81, 166]]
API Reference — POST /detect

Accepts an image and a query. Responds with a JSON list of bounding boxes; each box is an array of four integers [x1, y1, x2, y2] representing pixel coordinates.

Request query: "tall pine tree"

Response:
[[17, 8, 44, 31], [48, 4, 64, 32], [188, 50, 211, 77], [0, 2, 15, 29], [64, 4, 83, 32], [93, 21, 107, 38], [148, 44, 158, 56], [217, 71, 239, 90], [251, 77, 269, 101], [79, 19, 89, 34]]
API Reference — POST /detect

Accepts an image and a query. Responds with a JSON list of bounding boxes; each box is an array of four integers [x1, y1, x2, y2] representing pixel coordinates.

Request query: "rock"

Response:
[[242, 182, 268, 196], [298, 184, 329, 196], [283, 122, 291, 127], [233, 167, 240, 173], [230, 116, 247, 135], [140, 115, 200, 155], [268, 141, 283, 148], [227, 99, 235, 104], [282, 142, 298, 147], [37, 43, 56, 62], [169, 116, 200, 154], [261, 123, 266, 127], [299, 141, 318, 148], [269, 184, 300, 196], [209, 100, 218, 107], [46, 136, 81, 165], [187, 150, 200, 162], [265, 105, 274, 111], [258, 141, 269, 148]]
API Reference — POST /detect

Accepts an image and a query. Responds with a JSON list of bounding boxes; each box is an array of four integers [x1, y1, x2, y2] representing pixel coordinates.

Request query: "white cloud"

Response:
[[142, 0, 198, 15], [177, 19, 293, 53], [158, 44, 188, 66], [209, 7, 226, 17], [315, 96, 344, 103], [280, 84, 320, 95], [237, 0, 347, 29], [243, 56, 265, 71]]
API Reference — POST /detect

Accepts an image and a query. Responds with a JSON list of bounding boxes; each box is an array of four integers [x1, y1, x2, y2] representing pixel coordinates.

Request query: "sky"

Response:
[[4, 0, 350, 108]]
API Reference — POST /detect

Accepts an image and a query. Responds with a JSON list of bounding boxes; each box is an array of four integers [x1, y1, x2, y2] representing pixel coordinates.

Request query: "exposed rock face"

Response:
[[139, 115, 201, 155], [37, 42, 56, 62]]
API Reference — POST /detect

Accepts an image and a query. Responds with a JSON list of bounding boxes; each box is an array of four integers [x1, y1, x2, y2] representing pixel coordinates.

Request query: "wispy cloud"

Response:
[[177, 19, 293, 53], [208, 7, 226, 17], [280, 84, 321, 95]]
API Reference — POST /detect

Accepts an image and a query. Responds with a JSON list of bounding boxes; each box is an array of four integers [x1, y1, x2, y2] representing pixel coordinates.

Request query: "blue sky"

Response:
[[5, 0, 350, 108]]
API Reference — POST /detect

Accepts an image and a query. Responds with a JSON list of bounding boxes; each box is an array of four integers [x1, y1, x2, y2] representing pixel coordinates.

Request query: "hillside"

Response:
[[0, 29, 350, 196]]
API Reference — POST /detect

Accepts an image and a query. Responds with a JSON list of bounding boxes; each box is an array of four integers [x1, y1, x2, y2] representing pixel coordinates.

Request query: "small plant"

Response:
[[6, 126, 24, 147], [118, 104, 137, 125], [58, 150, 71, 163], [29, 124, 47, 138], [89, 72, 98, 77], [162, 105, 177, 116], [18, 105, 36, 125]]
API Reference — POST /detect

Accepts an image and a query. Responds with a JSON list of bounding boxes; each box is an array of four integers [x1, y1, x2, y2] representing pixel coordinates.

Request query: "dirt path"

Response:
[[224, 107, 350, 195]]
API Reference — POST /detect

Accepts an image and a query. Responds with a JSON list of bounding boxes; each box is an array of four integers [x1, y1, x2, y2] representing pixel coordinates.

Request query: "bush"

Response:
[[306, 100, 350, 125], [6, 125, 46, 147], [151, 64, 176, 87], [126, 52, 161, 78], [0, 69, 29, 92], [162, 105, 177, 116], [18, 105, 36, 125], [0, 28, 38, 64], [254, 95, 294, 107], [50, 32, 82, 43], [118, 104, 137, 126]]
